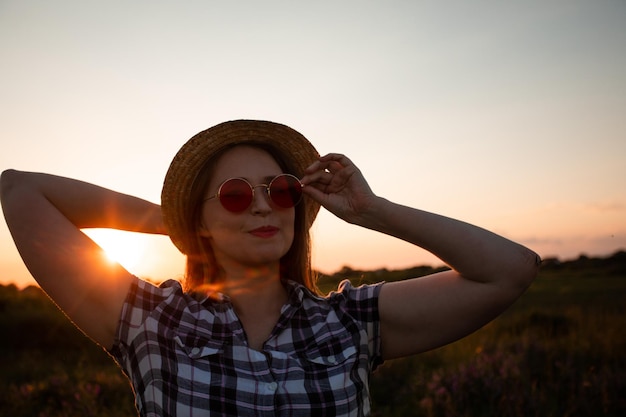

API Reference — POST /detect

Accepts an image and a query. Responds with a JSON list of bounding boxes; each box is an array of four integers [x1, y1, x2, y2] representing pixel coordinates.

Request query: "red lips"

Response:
[[249, 226, 279, 238]]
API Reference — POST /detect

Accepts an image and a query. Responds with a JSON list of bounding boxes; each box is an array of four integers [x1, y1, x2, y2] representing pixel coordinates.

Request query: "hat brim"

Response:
[[161, 120, 321, 254]]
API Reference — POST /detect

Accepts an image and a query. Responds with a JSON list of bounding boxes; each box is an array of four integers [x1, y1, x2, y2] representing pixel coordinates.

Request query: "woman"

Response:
[[1, 120, 540, 416]]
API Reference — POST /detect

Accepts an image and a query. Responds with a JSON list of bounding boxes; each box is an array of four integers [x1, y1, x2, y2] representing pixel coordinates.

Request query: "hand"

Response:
[[301, 153, 377, 223]]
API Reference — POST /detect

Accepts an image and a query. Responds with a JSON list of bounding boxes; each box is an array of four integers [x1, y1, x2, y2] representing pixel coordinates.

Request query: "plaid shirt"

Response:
[[110, 277, 384, 417]]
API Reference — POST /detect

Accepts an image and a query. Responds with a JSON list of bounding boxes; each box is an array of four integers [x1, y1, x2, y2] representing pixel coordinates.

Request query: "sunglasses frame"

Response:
[[204, 173, 303, 213]]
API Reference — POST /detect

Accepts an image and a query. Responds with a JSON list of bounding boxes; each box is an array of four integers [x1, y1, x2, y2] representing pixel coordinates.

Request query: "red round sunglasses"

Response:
[[204, 174, 303, 212]]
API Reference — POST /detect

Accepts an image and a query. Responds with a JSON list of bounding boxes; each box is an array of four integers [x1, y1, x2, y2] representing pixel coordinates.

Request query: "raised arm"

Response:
[[302, 154, 539, 360], [0, 169, 166, 348]]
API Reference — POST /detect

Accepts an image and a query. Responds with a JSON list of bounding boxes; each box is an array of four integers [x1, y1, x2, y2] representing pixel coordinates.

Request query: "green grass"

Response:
[[368, 262, 626, 417], [1, 252, 624, 416], [0, 285, 137, 417]]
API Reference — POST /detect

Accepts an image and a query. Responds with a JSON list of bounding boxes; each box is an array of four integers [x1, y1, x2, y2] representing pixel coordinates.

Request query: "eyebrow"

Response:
[[236, 175, 283, 184]]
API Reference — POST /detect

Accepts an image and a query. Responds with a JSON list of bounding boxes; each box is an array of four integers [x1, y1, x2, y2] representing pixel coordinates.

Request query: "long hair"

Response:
[[181, 142, 318, 294]]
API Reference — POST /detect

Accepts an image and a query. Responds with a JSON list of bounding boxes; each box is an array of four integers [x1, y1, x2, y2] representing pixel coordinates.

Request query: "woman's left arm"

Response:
[[302, 153, 540, 360]]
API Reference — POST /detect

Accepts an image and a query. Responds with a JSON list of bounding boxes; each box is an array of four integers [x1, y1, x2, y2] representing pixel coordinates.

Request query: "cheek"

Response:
[[200, 216, 238, 239], [198, 208, 236, 241], [282, 212, 296, 245]]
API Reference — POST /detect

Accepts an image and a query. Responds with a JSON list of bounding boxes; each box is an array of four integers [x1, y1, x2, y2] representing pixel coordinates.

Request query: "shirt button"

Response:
[[267, 382, 278, 392], [191, 347, 201, 355], [327, 355, 337, 364]]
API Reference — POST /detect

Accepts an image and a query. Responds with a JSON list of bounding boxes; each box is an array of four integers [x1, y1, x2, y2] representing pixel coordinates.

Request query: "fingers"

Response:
[[302, 153, 355, 184], [302, 169, 332, 187], [301, 153, 359, 196], [301, 169, 333, 197], [300, 153, 375, 220], [303, 153, 354, 176]]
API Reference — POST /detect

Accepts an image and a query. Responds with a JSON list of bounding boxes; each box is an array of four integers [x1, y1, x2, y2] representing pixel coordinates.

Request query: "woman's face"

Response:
[[198, 145, 296, 270]]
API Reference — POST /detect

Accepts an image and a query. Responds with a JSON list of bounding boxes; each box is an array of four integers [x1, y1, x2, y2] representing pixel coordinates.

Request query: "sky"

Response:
[[1, 0, 624, 288]]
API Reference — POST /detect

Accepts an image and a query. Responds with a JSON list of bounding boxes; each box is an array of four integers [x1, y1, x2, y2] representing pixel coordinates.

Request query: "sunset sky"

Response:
[[1, 1, 624, 288]]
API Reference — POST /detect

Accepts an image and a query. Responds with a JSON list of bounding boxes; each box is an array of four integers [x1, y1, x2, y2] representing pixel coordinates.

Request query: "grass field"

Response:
[[1, 252, 624, 416]]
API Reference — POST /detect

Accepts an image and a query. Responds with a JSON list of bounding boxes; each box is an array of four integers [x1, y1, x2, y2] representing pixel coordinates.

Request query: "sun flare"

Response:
[[83, 229, 148, 272]]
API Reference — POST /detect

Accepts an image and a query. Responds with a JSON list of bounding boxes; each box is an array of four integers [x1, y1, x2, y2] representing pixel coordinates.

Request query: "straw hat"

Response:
[[161, 119, 321, 254]]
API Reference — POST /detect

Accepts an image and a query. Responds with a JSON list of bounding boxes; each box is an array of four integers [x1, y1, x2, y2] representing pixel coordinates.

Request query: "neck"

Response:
[[216, 262, 288, 318]]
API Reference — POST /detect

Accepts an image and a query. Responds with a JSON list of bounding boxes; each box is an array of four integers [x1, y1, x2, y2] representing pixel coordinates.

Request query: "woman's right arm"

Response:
[[0, 169, 166, 348]]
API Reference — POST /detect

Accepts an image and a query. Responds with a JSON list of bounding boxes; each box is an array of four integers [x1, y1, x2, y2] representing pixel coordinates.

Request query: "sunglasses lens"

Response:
[[218, 178, 253, 212], [270, 175, 303, 208], [215, 175, 302, 212]]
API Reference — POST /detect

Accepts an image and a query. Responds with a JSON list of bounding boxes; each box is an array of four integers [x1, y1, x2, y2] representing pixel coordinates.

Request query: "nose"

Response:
[[250, 184, 272, 214]]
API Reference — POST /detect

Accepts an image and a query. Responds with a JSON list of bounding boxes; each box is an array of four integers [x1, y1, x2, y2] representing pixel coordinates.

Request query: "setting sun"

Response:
[[83, 229, 149, 272]]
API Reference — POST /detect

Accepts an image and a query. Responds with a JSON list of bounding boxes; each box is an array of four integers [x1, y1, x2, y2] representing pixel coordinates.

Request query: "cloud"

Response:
[[520, 236, 564, 246], [520, 231, 626, 261], [583, 200, 626, 212]]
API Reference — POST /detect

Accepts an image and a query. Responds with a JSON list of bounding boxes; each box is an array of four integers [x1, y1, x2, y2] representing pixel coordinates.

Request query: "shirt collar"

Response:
[[189, 279, 310, 309]]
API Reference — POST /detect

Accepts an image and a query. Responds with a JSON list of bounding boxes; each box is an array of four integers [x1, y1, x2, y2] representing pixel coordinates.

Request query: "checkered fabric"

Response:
[[109, 277, 384, 417]]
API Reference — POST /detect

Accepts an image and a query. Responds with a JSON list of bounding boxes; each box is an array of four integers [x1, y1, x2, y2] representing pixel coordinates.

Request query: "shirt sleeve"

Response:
[[330, 279, 385, 371], [108, 277, 181, 366]]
